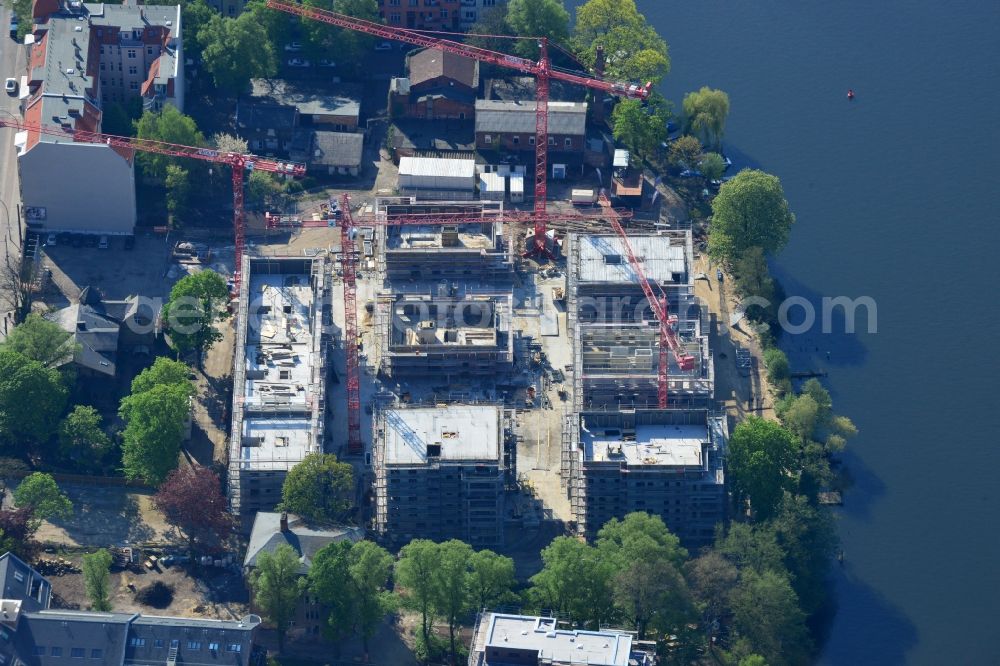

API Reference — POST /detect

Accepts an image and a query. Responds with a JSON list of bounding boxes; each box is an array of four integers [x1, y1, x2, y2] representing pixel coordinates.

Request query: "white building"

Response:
[[398, 156, 476, 199]]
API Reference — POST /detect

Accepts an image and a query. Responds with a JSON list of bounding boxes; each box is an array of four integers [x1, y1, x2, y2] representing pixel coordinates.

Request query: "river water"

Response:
[[567, 0, 1000, 663]]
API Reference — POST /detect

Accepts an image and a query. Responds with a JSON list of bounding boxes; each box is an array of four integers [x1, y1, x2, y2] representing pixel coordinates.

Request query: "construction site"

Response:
[[228, 254, 332, 530]]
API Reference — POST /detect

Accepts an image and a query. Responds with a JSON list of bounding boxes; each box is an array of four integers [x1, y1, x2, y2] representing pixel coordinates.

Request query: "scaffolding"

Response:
[[227, 254, 331, 529]]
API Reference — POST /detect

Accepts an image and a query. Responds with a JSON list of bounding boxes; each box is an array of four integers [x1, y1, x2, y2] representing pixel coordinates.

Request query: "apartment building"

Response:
[[379, 0, 460, 31]]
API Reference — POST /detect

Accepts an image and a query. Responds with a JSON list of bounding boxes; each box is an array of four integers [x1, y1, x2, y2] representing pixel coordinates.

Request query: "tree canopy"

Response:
[[682, 87, 730, 150], [506, 0, 570, 59], [1, 313, 76, 368], [709, 169, 795, 265], [611, 93, 671, 161], [82, 549, 113, 611], [249, 543, 307, 652], [198, 12, 278, 94], [154, 465, 231, 552], [727, 418, 800, 520], [58, 406, 113, 468], [131, 357, 195, 396], [134, 105, 207, 180], [731, 570, 811, 666], [162, 270, 232, 361], [119, 383, 190, 484], [13, 473, 73, 522], [0, 349, 68, 445], [572, 0, 669, 84], [279, 453, 354, 524]]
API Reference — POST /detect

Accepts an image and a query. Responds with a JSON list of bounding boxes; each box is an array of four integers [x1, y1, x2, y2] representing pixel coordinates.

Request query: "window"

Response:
[[129, 638, 146, 647], [128, 66, 137, 75], [528, 136, 535, 145], [565, 137, 572, 148], [127, 49, 136, 58], [90, 649, 103, 659], [440, 9, 447, 17], [129, 81, 138, 90], [389, 12, 400, 22], [512, 136, 519, 145], [548, 137, 555, 146], [388, 0, 399, 4], [147, 47, 153, 55], [484, 134, 492, 145], [153, 640, 164, 648], [100, 63, 105, 71], [51, 647, 63, 656], [71, 648, 85, 658], [226, 644, 242, 653], [208, 643, 220, 651], [187, 641, 201, 650], [170, 640, 179, 648], [12, 571, 23, 583], [34, 647, 45, 655]]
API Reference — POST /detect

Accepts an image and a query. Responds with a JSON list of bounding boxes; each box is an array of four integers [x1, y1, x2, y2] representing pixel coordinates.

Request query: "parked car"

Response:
[[98, 235, 109, 249], [287, 58, 310, 67], [4, 78, 17, 95], [9, 18, 18, 39], [679, 169, 702, 178], [318, 59, 336, 67], [374, 41, 392, 51], [45, 233, 56, 246], [284, 42, 302, 52]]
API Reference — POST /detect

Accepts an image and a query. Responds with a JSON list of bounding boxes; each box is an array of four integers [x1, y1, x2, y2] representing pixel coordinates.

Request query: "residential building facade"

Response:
[[458, 0, 505, 30], [389, 48, 479, 120], [379, 0, 460, 31], [475, 100, 587, 169], [17, 0, 183, 235]]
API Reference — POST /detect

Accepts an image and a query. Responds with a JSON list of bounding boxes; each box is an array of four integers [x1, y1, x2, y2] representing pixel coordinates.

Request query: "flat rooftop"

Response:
[[390, 295, 507, 349], [243, 273, 314, 410], [482, 614, 632, 666], [581, 421, 707, 466], [383, 405, 500, 465], [239, 417, 315, 471], [386, 223, 499, 251], [577, 234, 686, 285]]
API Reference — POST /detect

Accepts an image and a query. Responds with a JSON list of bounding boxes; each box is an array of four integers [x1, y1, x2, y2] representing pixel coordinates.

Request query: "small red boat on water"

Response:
[[847, 89, 856, 100]]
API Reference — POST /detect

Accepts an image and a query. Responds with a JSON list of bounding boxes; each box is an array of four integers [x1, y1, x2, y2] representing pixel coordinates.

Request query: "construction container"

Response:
[[571, 188, 597, 204], [479, 172, 505, 201], [509, 173, 525, 203], [398, 156, 476, 193]]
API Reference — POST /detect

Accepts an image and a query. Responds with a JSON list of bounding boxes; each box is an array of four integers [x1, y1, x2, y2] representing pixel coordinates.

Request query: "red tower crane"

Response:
[[0, 119, 306, 292], [599, 194, 694, 408], [264, 0, 651, 257]]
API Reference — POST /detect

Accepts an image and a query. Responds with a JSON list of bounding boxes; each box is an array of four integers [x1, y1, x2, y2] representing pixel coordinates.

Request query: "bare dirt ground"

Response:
[[691, 252, 778, 425], [46, 552, 248, 620], [188, 318, 236, 466]]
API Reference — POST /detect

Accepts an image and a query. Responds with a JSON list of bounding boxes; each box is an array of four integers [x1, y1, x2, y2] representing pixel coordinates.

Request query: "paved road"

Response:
[[0, 7, 25, 334]]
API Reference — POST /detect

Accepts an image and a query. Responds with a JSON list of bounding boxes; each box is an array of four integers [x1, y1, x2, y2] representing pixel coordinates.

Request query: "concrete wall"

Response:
[[20, 142, 136, 235]]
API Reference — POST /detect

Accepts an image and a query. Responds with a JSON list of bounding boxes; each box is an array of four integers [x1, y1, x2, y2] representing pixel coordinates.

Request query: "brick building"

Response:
[[389, 47, 479, 120], [379, 0, 460, 30], [475, 100, 587, 168]]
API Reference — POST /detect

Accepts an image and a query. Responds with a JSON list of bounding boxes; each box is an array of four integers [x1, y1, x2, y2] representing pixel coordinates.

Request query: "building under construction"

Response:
[[375, 197, 512, 281], [228, 255, 331, 529], [566, 231, 713, 410], [376, 291, 514, 381], [373, 405, 508, 546], [561, 408, 727, 546]]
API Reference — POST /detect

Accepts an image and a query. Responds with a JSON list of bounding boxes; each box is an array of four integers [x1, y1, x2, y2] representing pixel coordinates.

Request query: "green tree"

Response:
[[300, 0, 380, 73], [4, 0, 33, 40], [0, 349, 68, 445], [716, 523, 787, 577], [668, 135, 703, 172], [596, 511, 687, 568], [468, 549, 517, 610], [279, 452, 354, 523], [763, 348, 790, 386], [529, 536, 614, 628], [82, 548, 114, 611], [465, 5, 514, 54], [682, 87, 730, 150], [13, 473, 73, 522], [244, 0, 295, 55], [1, 313, 76, 368], [731, 570, 811, 666], [130, 357, 195, 396], [611, 93, 671, 160], [733, 246, 777, 323], [740, 656, 770, 666], [309, 541, 355, 650], [433, 540, 474, 662], [162, 270, 232, 363], [708, 169, 796, 265], [249, 543, 307, 653], [165, 164, 191, 224], [395, 539, 440, 645], [614, 557, 690, 639], [100, 98, 144, 137], [247, 170, 284, 211], [199, 12, 278, 94], [701, 152, 727, 182], [506, 0, 570, 59], [782, 394, 820, 443], [768, 494, 837, 615], [349, 541, 397, 658], [119, 383, 190, 484], [685, 551, 738, 638], [727, 417, 799, 520], [134, 105, 207, 180], [58, 406, 112, 467], [572, 0, 669, 84]]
